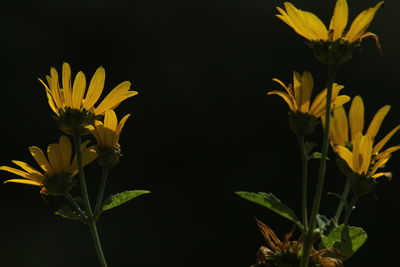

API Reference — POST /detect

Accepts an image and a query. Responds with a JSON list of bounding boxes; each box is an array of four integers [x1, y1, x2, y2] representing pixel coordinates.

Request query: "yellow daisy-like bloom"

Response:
[[90, 110, 130, 150], [276, 0, 384, 43], [276, 0, 384, 64], [269, 71, 350, 118], [328, 95, 400, 157], [336, 133, 394, 181], [89, 110, 130, 168], [0, 136, 97, 195], [39, 62, 137, 135]]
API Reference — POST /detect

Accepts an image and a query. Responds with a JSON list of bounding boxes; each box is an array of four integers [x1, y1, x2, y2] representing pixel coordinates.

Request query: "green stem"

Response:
[[297, 134, 309, 231], [89, 221, 108, 267], [334, 178, 351, 222], [73, 134, 93, 217], [300, 64, 338, 267], [343, 192, 359, 225], [73, 134, 107, 266], [64, 192, 88, 221], [95, 167, 109, 216]]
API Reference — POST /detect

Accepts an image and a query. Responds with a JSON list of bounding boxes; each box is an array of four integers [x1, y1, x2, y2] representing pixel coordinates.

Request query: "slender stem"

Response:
[[343, 192, 359, 225], [73, 134, 108, 266], [297, 134, 309, 231], [64, 192, 88, 221], [334, 178, 351, 222], [89, 221, 108, 267], [95, 167, 109, 216], [73, 134, 93, 217], [300, 65, 338, 267]]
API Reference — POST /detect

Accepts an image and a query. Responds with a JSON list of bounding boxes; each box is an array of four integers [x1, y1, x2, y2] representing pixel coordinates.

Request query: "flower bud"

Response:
[[57, 108, 98, 136], [289, 111, 319, 136], [308, 40, 356, 65], [96, 146, 121, 169], [43, 173, 76, 196]]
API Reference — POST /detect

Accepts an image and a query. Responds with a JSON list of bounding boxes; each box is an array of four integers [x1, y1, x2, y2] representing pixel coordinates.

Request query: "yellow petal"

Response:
[[373, 125, 400, 154], [345, 1, 384, 43], [283, 3, 318, 40], [94, 81, 137, 115], [104, 110, 118, 147], [0, 166, 39, 181], [47, 143, 62, 174], [29, 146, 54, 176], [352, 133, 362, 173], [272, 78, 294, 99], [4, 179, 42, 187], [359, 135, 372, 175], [58, 136, 72, 171], [331, 106, 348, 146], [349, 96, 364, 142], [38, 78, 59, 115], [292, 71, 302, 109], [336, 145, 354, 171], [299, 72, 313, 112], [83, 66, 106, 110], [62, 62, 73, 107], [329, 0, 348, 40], [11, 160, 42, 176], [113, 114, 131, 147], [72, 71, 87, 109], [366, 105, 390, 140], [302, 11, 329, 40], [268, 91, 296, 112]]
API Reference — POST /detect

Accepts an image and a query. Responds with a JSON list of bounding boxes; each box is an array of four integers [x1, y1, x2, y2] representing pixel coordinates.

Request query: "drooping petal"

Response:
[[345, 1, 384, 43], [349, 96, 364, 142], [83, 66, 106, 110], [329, 0, 348, 40], [0, 166, 33, 180], [4, 179, 43, 187], [366, 105, 390, 140], [272, 78, 294, 99], [268, 91, 296, 112], [94, 81, 137, 115], [38, 78, 59, 115]]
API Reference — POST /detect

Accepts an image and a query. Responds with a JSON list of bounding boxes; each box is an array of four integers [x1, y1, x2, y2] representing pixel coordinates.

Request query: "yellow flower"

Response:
[[276, 0, 384, 44], [328, 96, 400, 157], [269, 71, 350, 118], [39, 62, 137, 135], [89, 110, 130, 168], [90, 110, 130, 150], [0, 136, 97, 195], [40, 62, 137, 116], [336, 133, 394, 180]]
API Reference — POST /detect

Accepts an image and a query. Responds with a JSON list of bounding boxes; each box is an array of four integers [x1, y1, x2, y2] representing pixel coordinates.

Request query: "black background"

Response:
[[1, 0, 399, 266]]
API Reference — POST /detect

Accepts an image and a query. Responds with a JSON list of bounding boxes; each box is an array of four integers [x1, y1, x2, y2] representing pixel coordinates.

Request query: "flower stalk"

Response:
[[95, 167, 110, 217], [334, 177, 351, 222], [343, 192, 360, 225], [73, 134, 108, 267], [300, 64, 338, 267], [297, 134, 309, 231]]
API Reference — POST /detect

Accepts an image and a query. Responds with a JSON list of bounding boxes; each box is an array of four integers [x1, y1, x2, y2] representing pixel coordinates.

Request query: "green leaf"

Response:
[[316, 214, 337, 235], [235, 191, 303, 230], [102, 190, 151, 212], [55, 206, 82, 220], [321, 224, 367, 260]]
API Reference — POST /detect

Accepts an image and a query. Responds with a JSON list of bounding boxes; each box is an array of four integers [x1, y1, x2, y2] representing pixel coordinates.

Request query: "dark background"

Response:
[[0, 0, 399, 266]]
